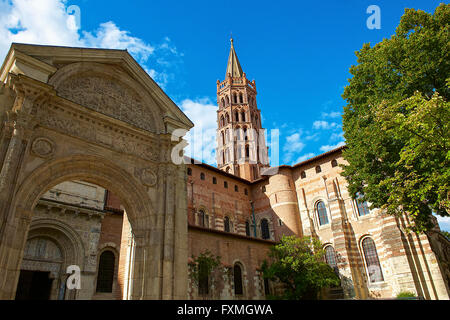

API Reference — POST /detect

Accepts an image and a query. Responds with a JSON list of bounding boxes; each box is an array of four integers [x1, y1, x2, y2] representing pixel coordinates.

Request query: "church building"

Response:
[[0, 41, 448, 300]]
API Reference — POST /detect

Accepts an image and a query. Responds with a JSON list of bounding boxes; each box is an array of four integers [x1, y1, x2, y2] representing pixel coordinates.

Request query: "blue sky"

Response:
[[0, 0, 447, 230]]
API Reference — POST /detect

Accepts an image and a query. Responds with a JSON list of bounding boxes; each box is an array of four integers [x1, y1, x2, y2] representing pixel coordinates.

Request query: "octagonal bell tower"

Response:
[[216, 38, 269, 181]]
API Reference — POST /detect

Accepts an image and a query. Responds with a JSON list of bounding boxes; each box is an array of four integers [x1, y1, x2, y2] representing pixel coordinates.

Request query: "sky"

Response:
[[0, 0, 447, 231]]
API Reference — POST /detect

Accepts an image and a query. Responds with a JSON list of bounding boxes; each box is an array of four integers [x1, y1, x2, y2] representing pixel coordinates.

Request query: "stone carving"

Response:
[[38, 105, 160, 162], [31, 137, 54, 158], [56, 73, 156, 133], [135, 167, 157, 187]]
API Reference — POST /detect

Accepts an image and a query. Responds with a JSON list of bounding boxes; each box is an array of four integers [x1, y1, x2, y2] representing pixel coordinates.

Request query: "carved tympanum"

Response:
[[57, 73, 156, 133]]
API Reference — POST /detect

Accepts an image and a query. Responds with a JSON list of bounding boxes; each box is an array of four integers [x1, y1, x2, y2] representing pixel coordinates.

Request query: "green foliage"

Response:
[[188, 250, 222, 290], [341, 3, 450, 233], [261, 236, 340, 300], [396, 291, 417, 298], [441, 230, 450, 240]]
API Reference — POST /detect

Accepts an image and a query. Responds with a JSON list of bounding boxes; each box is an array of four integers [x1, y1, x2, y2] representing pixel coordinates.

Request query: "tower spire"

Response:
[[226, 37, 243, 78], [216, 37, 269, 181]]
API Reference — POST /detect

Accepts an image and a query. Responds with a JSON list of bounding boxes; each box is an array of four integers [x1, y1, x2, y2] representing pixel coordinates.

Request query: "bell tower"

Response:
[[216, 38, 269, 181]]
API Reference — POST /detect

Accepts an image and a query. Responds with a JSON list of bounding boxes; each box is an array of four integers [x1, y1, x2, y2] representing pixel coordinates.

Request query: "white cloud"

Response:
[[0, 0, 181, 89], [322, 111, 341, 118], [294, 153, 315, 164], [330, 132, 344, 142], [179, 98, 218, 165], [435, 215, 450, 232], [283, 132, 306, 164], [313, 120, 338, 130], [319, 141, 345, 152]]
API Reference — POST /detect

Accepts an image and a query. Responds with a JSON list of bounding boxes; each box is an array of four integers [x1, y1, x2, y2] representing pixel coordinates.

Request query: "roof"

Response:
[[225, 38, 243, 78], [185, 144, 346, 184], [1, 43, 194, 131]]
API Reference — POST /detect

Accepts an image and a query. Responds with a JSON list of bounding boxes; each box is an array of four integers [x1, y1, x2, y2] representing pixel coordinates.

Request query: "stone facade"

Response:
[[0, 42, 448, 300]]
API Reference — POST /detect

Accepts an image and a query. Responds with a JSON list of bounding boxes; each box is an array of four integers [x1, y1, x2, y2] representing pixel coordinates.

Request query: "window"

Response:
[[239, 93, 243, 104], [278, 219, 283, 226], [200, 173, 205, 180], [315, 166, 321, 173], [262, 186, 266, 192], [261, 219, 270, 240], [234, 264, 243, 295], [325, 246, 338, 274], [235, 185, 238, 192], [362, 238, 384, 283], [198, 261, 209, 295], [187, 168, 192, 176], [316, 201, 329, 226], [96, 250, 115, 293], [300, 171, 306, 179], [356, 195, 370, 216], [264, 278, 270, 296], [331, 159, 338, 167], [224, 181, 228, 188], [244, 188, 248, 196], [224, 216, 230, 232], [245, 220, 251, 236], [212, 177, 217, 184], [198, 210, 205, 227]]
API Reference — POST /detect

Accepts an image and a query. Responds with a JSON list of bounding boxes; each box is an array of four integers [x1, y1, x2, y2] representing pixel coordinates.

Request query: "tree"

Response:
[[188, 250, 221, 297], [341, 4, 450, 232], [261, 236, 340, 300], [441, 230, 450, 240]]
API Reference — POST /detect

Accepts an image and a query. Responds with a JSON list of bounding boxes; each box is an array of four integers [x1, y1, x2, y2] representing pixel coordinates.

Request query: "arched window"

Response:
[[362, 237, 384, 283], [315, 166, 322, 173], [198, 210, 205, 227], [212, 177, 217, 184], [233, 93, 237, 104], [316, 201, 329, 226], [235, 111, 239, 121], [221, 98, 225, 109], [198, 260, 209, 295], [221, 131, 225, 145], [331, 159, 338, 167], [225, 113, 230, 124], [96, 250, 115, 293], [187, 168, 192, 176], [245, 220, 251, 236], [241, 111, 246, 122], [225, 95, 230, 106], [243, 127, 248, 141], [234, 185, 238, 192], [224, 216, 230, 232], [300, 171, 306, 179], [200, 172, 205, 180], [233, 264, 243, 295], [245, 145, 250, 158], [220, 115, 225, 127], [261, 219, 270, 240], [239, 93, 243, 104], [356, 194, 370, 216], [324, 246, 338, 274], [264, 278, 270, 296]]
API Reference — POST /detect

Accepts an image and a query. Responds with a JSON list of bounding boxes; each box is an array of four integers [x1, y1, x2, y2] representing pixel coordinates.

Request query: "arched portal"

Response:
[[0, 44, 193, 300]]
